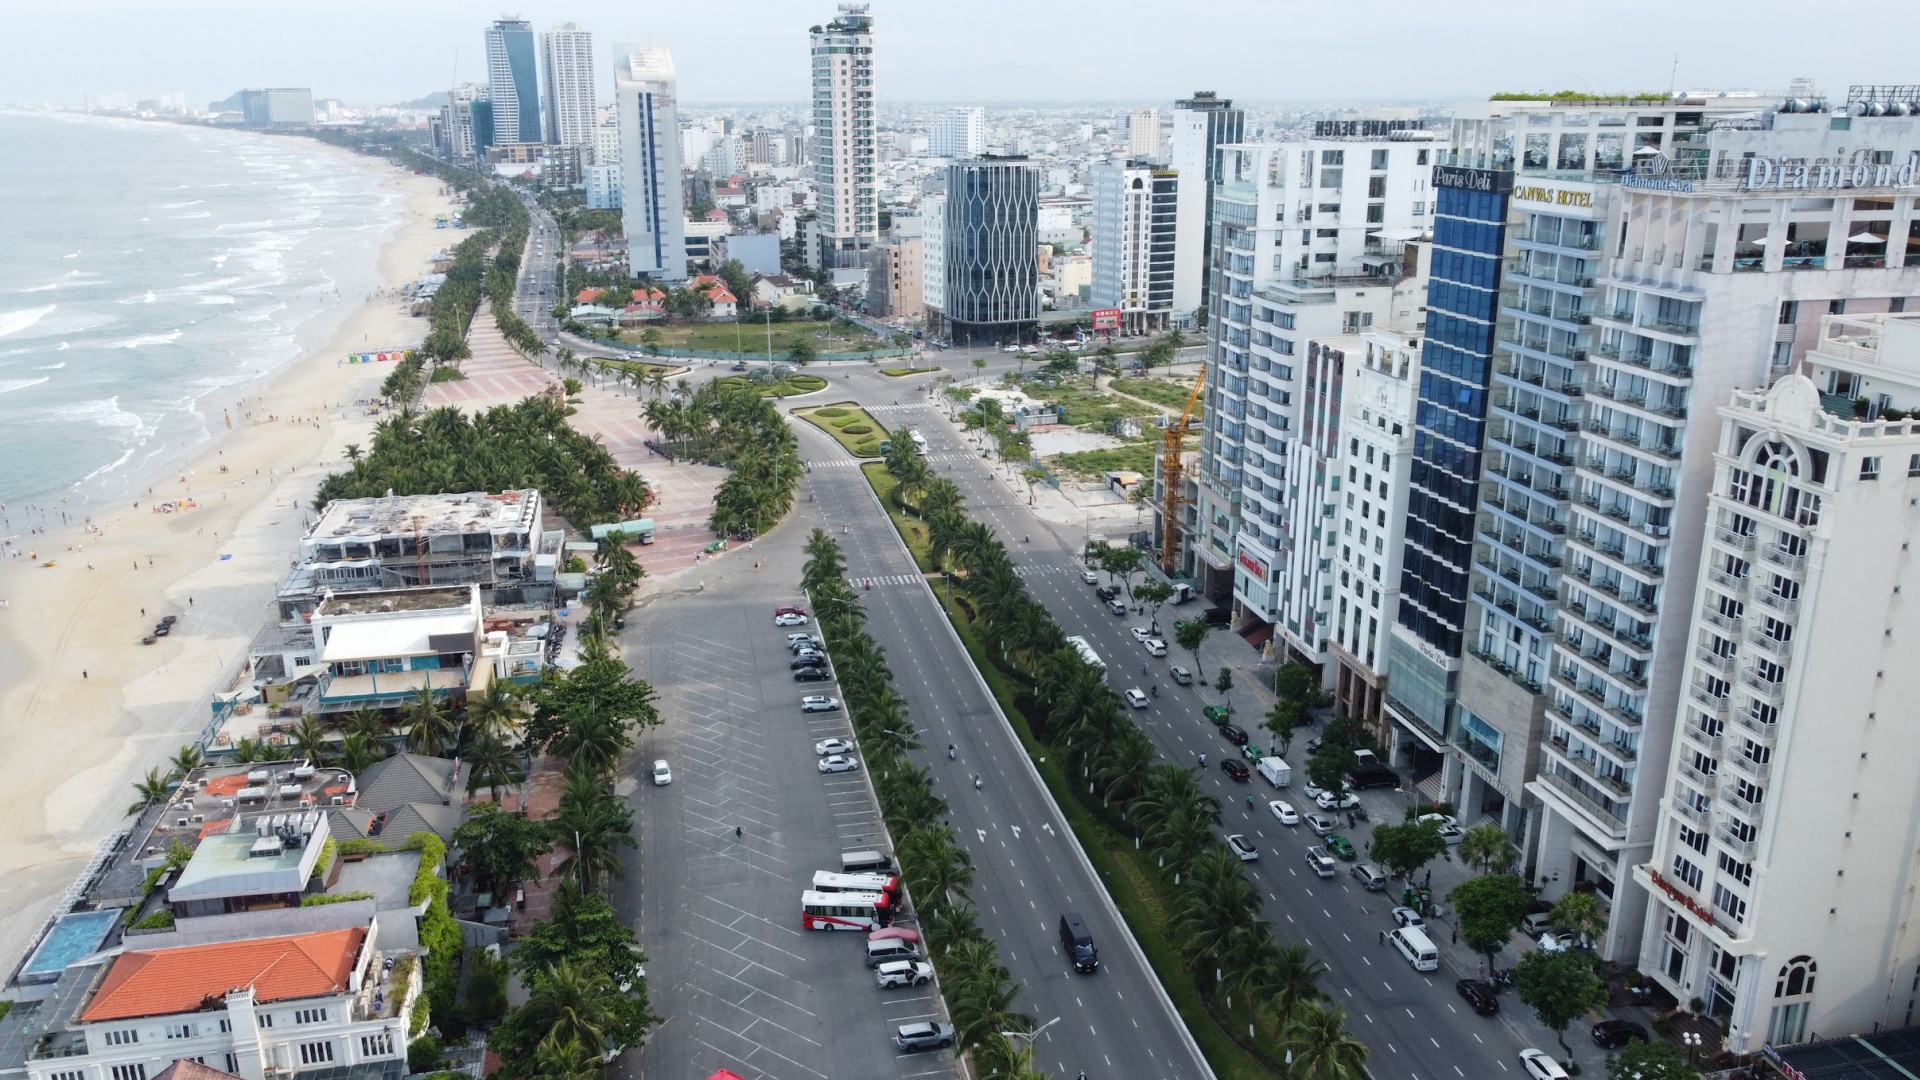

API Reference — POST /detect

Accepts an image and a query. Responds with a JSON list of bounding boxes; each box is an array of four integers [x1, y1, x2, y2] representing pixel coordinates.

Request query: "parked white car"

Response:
[[651, 759, 672, 786], [1143, 638, 1168, 657], [818, 755, 860, 774], [815, 738, 857, 756], [1268, 800, 1300, 826]]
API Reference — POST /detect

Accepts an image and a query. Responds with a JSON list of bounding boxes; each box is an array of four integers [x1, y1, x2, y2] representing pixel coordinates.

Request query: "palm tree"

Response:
[[1458, 823, 1519, 875], [1550, 890, 1608, 946], [404, 687, 457, 757], [1244, 939, 1328, 1030], [944, 939, 1031, 1053], [466, 731, 525, 802], [1283, 1000, 1370, 1079], [168, 743, 204, 779], [1092, 731, 1156, 808], [126, 767, 173, 817], [518, 960, 619, 1061], [465, 678, 525, 744], [229, 737, 267, 764], [289, 715, 331, 765], [346, 705, 387, 743], [1176, 848, 1267, 967], [337, 732, 386, 774], [532, 1034, 604, 1080], [553, 711, 633, 778]]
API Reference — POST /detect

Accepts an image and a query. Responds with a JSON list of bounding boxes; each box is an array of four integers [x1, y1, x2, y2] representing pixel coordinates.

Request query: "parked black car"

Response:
[[1095, 585, 1120, 601], [1591, 1019, 1649, 1049], [1220, 724, 1249, 746], [1220, 758, 1250, 781], [794, 667, 833, 682], [1456, 979, 1500, 1015]]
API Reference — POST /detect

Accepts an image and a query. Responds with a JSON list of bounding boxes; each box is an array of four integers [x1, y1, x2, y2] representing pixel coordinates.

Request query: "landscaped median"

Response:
[[714, 372, 828, 398], [881, 365, 942, 377], [794, 402, 888, 457], [858, 441, 1369, 1080]]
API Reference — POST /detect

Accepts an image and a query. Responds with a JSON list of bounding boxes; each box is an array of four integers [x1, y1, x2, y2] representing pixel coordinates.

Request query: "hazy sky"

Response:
[[0, 0, 1903, 109]]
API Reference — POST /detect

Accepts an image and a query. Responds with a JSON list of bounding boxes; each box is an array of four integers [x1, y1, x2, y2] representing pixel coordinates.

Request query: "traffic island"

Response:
[[794, 402, 888, 457]]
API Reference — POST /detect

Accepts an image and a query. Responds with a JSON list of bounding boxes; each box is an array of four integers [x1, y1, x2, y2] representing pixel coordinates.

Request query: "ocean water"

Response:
[[0, 112, 404, 508]]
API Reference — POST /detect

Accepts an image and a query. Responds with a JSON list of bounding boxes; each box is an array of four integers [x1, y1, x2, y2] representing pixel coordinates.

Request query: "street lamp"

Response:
[[999, 1017, 1061, 1046]]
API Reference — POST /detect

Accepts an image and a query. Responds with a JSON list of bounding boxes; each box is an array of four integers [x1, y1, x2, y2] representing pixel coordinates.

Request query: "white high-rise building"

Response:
[[809, 5, 877, 269], [1128, 106, 1163, 162], [921, 192, 947, 317], [1636, 312, 1920, 1053], [1167, 92, 1243, 318], [613, 43, 687, 281], [1090, 161, 1177, 333], [540, 22, 596, 151], [593, 104, 621, 166], [931, 107, 985, 158]]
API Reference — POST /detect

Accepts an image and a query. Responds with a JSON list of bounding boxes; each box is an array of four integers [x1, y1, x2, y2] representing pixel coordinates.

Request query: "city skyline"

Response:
[[0, 0, 1904, 109]]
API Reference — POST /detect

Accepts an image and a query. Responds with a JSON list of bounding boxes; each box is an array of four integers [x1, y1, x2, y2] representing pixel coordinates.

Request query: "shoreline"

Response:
[[0, 151, 457, 975]]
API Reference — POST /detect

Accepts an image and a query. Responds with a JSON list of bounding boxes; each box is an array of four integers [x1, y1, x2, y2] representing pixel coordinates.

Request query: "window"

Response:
[[50, 1072, 85, 1080], [361, 1032, 396, 1057], [293, 1008, 328, 1025], [1320, 168, 1343, 189], [1321, 149, 1344, 166], [257, 1014, 273, 1029], [1678, 824, 1709, 854], [225, 1056, 239, 1075], [1862, 456, 1882, 480], [1368, 175, 1387, 198], [111, 1067, 148, 1080], [299, 1041, 336, 1066], [1412, 200, 1426, 216], [1718, 851, 1754, 885], [1778, 301, 1798, 325], [1712, 883, 1748, 923], [164, 1023, 194, 1040], [1909, 453, 1920, 478], [1417, 149, 1430, 165], [105, 1029, 139, 1046], [1370, 148, 1389, 170], [1672, 855, 1703, 889]]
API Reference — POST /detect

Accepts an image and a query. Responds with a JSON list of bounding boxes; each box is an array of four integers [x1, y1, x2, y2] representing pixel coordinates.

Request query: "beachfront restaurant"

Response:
[[312, 585, 483, 713]]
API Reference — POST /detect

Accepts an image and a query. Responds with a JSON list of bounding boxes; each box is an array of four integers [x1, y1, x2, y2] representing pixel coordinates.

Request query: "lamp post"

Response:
[[999, 1016, 1061, 1047]]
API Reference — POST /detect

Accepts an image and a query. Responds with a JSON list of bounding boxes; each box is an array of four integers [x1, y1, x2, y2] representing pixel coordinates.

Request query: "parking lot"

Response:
[[617, 572, 961, 1080]]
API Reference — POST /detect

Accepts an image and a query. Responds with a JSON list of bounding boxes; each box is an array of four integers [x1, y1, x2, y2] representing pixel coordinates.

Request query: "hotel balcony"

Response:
[[1714, 823, 1759, 861], [1676, 758, 1717, 793], [1724, 752, 1772, 784], [1729, 707, 1778, 745], [1534, 768, 1628, 840], [1711, 526, 1756, 553], [1670, 785, 1709, 827], [1745, 629, 1792, 659]]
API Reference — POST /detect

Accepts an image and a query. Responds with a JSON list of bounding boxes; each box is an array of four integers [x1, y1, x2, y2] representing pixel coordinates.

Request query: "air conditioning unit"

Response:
[[176, 818, 189, 828], [190, 815, 205, 824], [330, 796, 345, 806]]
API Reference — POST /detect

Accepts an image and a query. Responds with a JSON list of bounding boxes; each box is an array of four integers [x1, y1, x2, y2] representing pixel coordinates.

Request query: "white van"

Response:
[[1257, 756, 1291, 788], [1390, 926, 1440, 972]]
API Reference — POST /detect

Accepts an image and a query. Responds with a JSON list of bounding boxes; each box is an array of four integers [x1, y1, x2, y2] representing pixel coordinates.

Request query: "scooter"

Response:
[[972, 774, 982, 790], [948, 744, 956, 760]]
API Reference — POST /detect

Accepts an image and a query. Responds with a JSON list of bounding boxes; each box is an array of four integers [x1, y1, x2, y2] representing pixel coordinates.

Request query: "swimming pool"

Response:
[[19, 910, 120, 984]]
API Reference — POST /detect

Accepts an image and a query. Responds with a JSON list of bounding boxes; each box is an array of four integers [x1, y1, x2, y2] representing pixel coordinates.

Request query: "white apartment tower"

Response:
[[540, 23, 597, 152], [1168, 92, 1244, 318], [614, 43, 687, 281], [932, 107, 986, 158], [810, 6, 878, 270], [1637, 312, 1920, 1052], [1129, 106, 1164, 162], [921, 192, 947, 317], [1091, 161, 1178, 333]]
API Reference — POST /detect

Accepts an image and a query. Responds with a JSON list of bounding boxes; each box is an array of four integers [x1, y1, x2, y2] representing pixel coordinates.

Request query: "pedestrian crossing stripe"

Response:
[[804, 453, 972, 468], [845, 574, 923, 588], [863, 403, 933, 412]]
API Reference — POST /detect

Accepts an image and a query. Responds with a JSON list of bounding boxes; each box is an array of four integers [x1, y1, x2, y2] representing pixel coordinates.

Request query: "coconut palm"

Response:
[[1092, 730, 1156, 807], [1549, 889, 1608, 945], [127, 767, 173, 817], [1283, 1000, 1370, 1079], [404, 687, 457, 757], [944, 939, 1032, 1053], [229, 737, 268, 764], [337, 732, 386, 775], [552, 784, 636, 895], [466, 731, 525, 802], [1242, 939, 1328, 1030], [168, 743, 204, 780], [517, 960, 620, 1063], [289, 715, 331, 765], [346, 705, 387, 743], [464, 678, 525, 744], [1458, 823, 1519, 875], [532, 1033, 604, 1080]]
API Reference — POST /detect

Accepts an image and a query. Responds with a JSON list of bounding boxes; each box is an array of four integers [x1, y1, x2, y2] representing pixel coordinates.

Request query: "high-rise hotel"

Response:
[[809, 5, 878, 270]]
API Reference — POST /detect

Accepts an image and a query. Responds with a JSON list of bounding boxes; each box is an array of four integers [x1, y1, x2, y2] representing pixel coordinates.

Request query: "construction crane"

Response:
[[1159, 361, 1208, 577]]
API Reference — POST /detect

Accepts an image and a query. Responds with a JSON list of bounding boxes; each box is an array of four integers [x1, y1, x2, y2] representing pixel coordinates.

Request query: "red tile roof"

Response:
[[576, 288, 605, 304], [155, 1061, 247, 1080], [82, 927, 366, 1023]]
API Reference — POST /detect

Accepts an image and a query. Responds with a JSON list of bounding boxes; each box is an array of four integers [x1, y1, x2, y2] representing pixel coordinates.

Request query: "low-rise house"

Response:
[[166, 811, 329, 918], [326, 754, 466, 846], [753, 274, 814, 313], [312, 586, 482, 714], [19, 919, 414, 1080]]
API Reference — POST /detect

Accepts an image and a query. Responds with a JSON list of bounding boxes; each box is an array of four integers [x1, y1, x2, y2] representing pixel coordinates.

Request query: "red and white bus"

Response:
[[802, 889, 893, 931], [811, 870, 901, 899]]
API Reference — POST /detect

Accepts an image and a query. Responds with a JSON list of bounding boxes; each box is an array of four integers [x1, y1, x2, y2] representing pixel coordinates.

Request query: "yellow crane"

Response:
[[1159, 362, 1207, 577]]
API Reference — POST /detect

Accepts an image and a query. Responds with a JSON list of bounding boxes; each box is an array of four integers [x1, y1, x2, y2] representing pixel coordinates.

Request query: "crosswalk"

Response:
[[863, 403, 934, 413], [839, 565, 1075, 591], [806, 452, 977, 468]]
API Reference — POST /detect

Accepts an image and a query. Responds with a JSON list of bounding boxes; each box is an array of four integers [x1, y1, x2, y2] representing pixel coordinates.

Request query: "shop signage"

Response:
[[1432, 165, 1513, 193], [1746, 153, 1920, 191], [1512, 184, 1595, 208], [1091, 308, 1121, 331], [1647, 868, 1717, 925], [1236, 548, 1268, 580]]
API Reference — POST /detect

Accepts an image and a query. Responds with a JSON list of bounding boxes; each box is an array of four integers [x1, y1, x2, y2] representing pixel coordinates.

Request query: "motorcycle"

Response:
[[948, 745, 956, 760], [972, 774, 982, 790]]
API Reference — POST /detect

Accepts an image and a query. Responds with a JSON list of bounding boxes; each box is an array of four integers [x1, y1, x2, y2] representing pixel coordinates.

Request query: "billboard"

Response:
[[1091, 308, 1122, 331]]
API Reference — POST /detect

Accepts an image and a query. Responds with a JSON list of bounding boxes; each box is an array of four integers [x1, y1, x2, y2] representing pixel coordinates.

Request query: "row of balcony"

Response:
[[1585, 380, 1689, 419], [1592, 340, 1695, 378], [1507, 261, 1596, 289], [1583, 420, 1683, 461], [1499, 332, 1590, 365]]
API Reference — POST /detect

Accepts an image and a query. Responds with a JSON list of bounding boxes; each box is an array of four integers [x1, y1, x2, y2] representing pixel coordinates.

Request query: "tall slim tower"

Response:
[[809, 5, 877, 270], [1167, 91, 1243, 318], [541, 22, 597, 151], [614, 43, 687, 281], [484, 18, 542, 145]]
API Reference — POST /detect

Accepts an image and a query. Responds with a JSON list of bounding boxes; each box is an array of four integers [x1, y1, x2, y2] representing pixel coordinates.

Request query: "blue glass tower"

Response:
[[1386, 166, 1512, 738]]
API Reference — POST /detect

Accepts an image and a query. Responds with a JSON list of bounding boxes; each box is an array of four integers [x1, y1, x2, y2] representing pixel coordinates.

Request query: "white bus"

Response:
[[1065, 635, 1106, 684], [811, 870, 902, 899], [802, 889, 894, 931]]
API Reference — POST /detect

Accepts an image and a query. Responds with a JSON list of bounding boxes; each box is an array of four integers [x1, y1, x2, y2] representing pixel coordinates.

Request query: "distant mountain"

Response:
[[207, 90, 243, 113], [397, 91, 450, 110]]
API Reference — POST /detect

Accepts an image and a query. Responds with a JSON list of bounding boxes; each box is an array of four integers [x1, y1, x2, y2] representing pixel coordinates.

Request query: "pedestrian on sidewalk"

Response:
[[1378, 930, 1386, 945], [1452, 924, 1459, 945]]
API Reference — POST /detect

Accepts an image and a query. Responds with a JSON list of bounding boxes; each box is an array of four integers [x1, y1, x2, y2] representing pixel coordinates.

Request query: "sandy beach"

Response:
[[0, 149, 455, 971]]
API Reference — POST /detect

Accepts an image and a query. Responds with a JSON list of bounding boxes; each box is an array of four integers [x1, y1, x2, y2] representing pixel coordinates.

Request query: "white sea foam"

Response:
[[198, 295, 236, 306], [0, 377, 48, 396], [21, 283, 57, 293], [0, 305, 55, 340], [158, 199, 203, 210], [108, 330, 181, 349]]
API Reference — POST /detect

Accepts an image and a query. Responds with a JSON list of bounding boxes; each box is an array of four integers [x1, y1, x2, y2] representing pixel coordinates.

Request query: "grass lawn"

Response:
[[619, 320, 887, 355], [881, 366, 942, 377], [860, 462, 937, 573], [1039, 376, 1161, 428], [1111, 376, 1201, 410], [714, 373, 829, 398], [793, 402, 889, 457], [1047, 439, 1160, 481], [588, 358, 680, 379]]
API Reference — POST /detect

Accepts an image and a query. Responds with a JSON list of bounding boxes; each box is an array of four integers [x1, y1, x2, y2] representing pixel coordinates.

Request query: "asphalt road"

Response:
[[614, 562, 964, 1080], [794, 420, 1213, 1080], [896, 399, 1544, 1080]]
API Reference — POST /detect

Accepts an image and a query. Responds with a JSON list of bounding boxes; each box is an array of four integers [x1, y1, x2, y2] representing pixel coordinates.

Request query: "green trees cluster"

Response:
[[894, 458, 1369, 1076], [312, 399, 652, 531], [484, 621, 662, 1077], [800, 531, 1046, 1079], [639, 381, 800, 537]]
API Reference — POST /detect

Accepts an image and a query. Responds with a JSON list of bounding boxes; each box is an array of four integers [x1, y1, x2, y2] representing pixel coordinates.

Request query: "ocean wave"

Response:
[[38, 359, 66, 369], [158, 199, 203, 209], [0, 377, 48, 396], [119, 291, 158, 305], [45, 396, 147, 436], [198, 295, 236, 305], [169, 211, 212, 220], [213, 220, 276, 234], [61, 251, 79, 259], [0, 305, 55, 339], [108, 330, 181, 349], [21, 283, 57, 293]]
